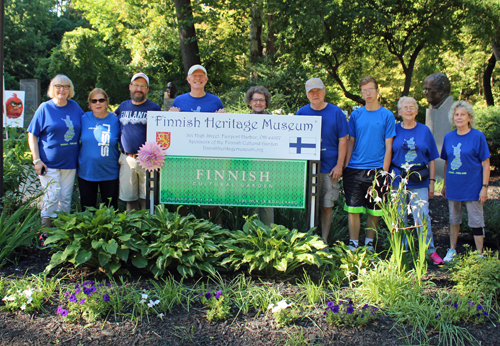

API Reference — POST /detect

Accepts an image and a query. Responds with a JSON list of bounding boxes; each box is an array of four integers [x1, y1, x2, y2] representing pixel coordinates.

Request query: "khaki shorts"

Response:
[[119, 153, 147, 201], [319, 173, 340, 208], [448, 200, 485, 228]]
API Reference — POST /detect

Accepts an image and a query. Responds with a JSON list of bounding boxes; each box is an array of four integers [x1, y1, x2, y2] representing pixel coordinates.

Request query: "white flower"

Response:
[[272, 300, 292, 313], [139, 299, 146, 304], [267, 303, 274, 310], [415, 199, 427, 208], [374, 196, 382, 204], [20, 304, 26, 311], [147, 299, 160, 308], [141, 293, 148, 299], [23, 288, 33, 297], [2, 296, 15, 302], [26, 296, 33, 305], [401, 162, 414, 171], [389, 170, 396, 179], [407, 204, 412, 215], [158, 313, 164, 319], [401, 178, 408, 185]]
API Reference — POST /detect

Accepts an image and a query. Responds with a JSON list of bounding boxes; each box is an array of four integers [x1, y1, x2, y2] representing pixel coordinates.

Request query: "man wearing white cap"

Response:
[[114, 72, 161, 211], [169, 64, 226, 113], [296, 78, 349, 246]]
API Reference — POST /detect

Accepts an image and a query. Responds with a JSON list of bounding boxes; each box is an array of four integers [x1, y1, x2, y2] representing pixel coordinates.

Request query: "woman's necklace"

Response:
[[93, 112, 107, 127]]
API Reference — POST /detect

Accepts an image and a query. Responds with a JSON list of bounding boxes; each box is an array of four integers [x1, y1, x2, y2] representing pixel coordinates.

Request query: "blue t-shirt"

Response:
[[441, 129, 490, 201], [391, 123, 439, 189], [296, 103, 349, 173], [27, 99, 83, 169], [347, 106, 396, 169], [78, 112, 121, 181], [172, 93, 224, 112], [114, 99, 161, 154]]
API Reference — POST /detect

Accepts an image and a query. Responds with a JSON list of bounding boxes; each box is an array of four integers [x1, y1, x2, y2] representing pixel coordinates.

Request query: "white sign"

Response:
[[147, 112, 322, 160], [3, 90, 25, 128]]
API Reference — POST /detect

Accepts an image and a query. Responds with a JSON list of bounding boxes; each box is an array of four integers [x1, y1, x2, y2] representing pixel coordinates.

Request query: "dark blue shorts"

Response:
[[343, 167, 388, 216]]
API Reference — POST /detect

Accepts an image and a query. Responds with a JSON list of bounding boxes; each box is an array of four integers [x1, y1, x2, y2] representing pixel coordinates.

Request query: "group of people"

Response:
[[28, 65, 490, 263]]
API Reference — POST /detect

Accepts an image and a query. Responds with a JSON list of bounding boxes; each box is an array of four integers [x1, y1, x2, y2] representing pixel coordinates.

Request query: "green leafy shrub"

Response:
[[220, 217, 332, 275], [450, 250, 500, 297], [324, 299, 379, 327], [329, 242, 377, 287], [143, 205, 227, 278], [476, 106, 500, 171], [1, 274, 59, 313], [44, 206, 149, 275], [0, 204, 40, 267]]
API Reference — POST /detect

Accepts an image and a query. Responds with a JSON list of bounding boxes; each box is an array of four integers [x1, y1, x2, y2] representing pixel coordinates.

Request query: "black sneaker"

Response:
[[365, 241, 374, 252], [348, 241, 358, 251]]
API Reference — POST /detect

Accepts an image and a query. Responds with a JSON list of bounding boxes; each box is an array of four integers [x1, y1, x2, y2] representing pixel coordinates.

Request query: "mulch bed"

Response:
[[1, 179, 499, 345]]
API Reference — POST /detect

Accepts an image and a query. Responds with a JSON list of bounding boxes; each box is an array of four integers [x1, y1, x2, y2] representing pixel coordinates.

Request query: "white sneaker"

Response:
[[443, 248, 457, 262], [365, 241, 374, 252], [348, 241, 358, 251]]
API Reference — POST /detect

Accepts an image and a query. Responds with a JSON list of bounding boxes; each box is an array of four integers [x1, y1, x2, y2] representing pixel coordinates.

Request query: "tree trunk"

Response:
[[174, 0, 201, 76], [483, 53, 496, 106], [491, 38, 500, 62], [266, 14, 277, 58], [250, 6, 263, 62]]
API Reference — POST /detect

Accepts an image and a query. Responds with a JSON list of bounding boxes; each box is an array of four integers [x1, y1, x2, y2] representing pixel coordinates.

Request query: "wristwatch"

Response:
[[33, 158, 42, 165], [482, 184, 489, 188]]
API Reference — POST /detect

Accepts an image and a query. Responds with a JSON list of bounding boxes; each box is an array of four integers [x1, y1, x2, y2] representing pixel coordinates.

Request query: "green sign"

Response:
[[159, 156, 306, 208]]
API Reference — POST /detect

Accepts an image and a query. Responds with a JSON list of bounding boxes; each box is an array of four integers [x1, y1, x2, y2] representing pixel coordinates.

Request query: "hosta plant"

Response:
[[44, 206, 149, 275], [219, 217, 332, 275], [143, 205, 228, 278]]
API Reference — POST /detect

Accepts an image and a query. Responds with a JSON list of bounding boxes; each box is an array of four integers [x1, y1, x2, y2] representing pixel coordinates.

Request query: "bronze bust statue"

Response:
[[423, 73, 451, 109], [165, 82, 177, 99]]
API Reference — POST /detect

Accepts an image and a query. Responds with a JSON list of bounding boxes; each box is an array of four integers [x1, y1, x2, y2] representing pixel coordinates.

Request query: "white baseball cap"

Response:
[[305, 78, 325, 93], [131, 72, 149, 86], [188, 64, 208, 76]]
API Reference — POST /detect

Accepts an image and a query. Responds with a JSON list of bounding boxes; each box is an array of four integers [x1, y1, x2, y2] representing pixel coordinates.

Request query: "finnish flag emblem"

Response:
[[289, 137, 316, 154]]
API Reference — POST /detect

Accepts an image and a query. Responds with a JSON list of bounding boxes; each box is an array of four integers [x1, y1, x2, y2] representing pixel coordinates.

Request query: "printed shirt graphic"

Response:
[[172, 93, 224, 113], [441, 129, 490, 201], [296, 103, 348, 173], [78, 112, 121, 181], [391, 123, 438, 189], [27, 99, 83, 169], [115, 99, 161, 154]]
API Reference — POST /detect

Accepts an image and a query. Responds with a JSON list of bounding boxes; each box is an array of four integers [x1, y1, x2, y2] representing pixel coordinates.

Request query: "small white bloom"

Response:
[[407, 204, 412, 215], [23, 288, 33, 297], [158, 313, 164, 319], [401, 162, 414, 171], [2, 296, 15, 302], [139, 299, 146, 304], [389, 170, 396, 179], [267, 303, 274, 310], [26, 297, 33, 305], [374, 196, 382, 204], [154, 299, 160, 305], [415, 199, 427, 208], [380, 170, 388, 177], [401, 178, 408, 185], [141, 293, 148, 299], [20, 305, 26, 310], [147, 300, 155, 308]]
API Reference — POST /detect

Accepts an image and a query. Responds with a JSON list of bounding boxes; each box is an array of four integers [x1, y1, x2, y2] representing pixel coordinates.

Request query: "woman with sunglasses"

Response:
[[77, 88, 121, 209], [28, 75, 83, 229], [390, 96, 443, 264]]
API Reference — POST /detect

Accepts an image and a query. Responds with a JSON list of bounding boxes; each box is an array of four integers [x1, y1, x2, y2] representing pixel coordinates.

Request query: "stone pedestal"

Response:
[[425, 96, 453, 181], [20, 79, 41, 128], [164, 93, 174, 111]]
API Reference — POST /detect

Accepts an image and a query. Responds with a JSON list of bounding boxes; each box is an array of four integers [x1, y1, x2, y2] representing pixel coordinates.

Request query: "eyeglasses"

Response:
[[251, 98, 266, 103], [361, 88, 377, 95], [55, 85, 70, 90], [90, 98, 106, 104], [131, 83, 148, 90], [401, 106, 417, 111]]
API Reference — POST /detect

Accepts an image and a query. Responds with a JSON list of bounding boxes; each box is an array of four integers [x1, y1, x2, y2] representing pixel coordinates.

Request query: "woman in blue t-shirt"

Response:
[[28, 75, 83, 229], [391, 96, 442, 265], [441, 101, 490, 262], [78, 88, 121, 209]]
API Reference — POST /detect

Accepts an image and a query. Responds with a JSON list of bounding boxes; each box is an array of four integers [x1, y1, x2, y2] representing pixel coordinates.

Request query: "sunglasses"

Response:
[[90, 98, 106, 104]]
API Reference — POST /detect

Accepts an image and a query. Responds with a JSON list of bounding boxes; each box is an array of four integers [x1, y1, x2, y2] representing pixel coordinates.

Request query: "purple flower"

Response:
[[332, 305, 340, 313], [205, 291, 211, 300], [79, 298, 85, 305], [477, 305, 483, 311], [57, 306, 63, 314], [360, 314, 364, 318], [327, 301, 334, 309], [103, 294, 110, 302], [453, 303, 459, 309], [64, 291, 70, 297], [348, 299, 353, 305], [83, 281, 94, 286], [346, 306, 354, 314], [198, 291, 203, 297], [476, 313, 481, 317], [105, 283, 111, 287], [60, 309, 68, 317], [436, 313, 441, 318], [371, 312, 375, 316], [215, 290, 222, 299], [74, 284, 79, 289], [323, 311, 327, 316], [97, 284, 104, 287], [75, 288, 81, 295], [371, 306, 379, 311], [483, 311, 489, 316], [469, 301, 475, 306], [68, 294, 77, 303], [362, 304, 369, 310]]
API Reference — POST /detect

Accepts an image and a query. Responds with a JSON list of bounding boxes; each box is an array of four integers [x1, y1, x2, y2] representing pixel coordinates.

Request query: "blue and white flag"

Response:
[[289, 137, 316, 154]]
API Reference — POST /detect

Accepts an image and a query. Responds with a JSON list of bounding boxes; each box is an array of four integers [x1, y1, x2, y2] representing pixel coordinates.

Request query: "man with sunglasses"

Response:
[[114, 72, 161, 211], [296, 78, 349, 246], [343, 77, 396, 252]]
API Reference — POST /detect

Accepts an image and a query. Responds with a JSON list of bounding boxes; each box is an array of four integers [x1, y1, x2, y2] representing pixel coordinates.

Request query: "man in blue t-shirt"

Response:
[[296, 78, 348, 245], [114, 72, 161, 211], [169, 64, 226, 113], [344, 77, 396, 251]]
